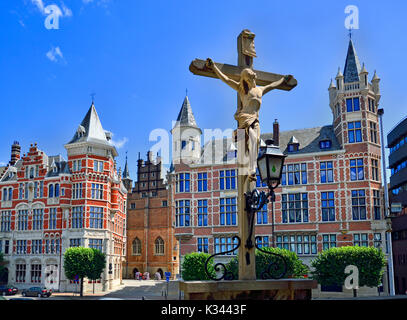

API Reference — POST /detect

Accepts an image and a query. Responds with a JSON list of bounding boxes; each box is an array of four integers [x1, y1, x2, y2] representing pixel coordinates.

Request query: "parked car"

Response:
[[21, 287, 52, 298], [0, 285, 18, 296]]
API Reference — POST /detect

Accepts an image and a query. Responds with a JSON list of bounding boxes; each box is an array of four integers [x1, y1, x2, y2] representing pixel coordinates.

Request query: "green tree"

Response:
[[87, 249, 106, 293], [63, 247, 106, 297], [226, 247, 309, 280], [311, 246, 387, 296], [181, 252, 216, 281]]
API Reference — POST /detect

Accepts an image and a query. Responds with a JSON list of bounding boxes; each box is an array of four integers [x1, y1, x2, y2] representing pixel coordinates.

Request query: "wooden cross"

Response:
[[189, 30, 297, 280]]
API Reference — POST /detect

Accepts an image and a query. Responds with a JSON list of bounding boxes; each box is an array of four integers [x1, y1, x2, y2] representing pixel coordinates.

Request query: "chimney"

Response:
[[10, 141, 21, 165], [147, 151, 154, 163], [273, 119, 280, 146]]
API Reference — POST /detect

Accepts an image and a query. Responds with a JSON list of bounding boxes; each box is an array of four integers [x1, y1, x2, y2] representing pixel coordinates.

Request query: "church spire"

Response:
[[123, 151, 130, 179], [343, 39, 362, 83], [173, 94, 199, 129]]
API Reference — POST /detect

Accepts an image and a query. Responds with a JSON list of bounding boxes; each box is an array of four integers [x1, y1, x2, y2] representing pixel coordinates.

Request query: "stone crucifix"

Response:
[[189, 29, 297, 280]]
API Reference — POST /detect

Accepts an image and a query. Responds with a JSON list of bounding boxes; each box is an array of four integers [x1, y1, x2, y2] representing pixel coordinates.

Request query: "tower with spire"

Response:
[[171, 94, 202, 164], [122, 152, 133, 192], [328, 38, 381, 148]]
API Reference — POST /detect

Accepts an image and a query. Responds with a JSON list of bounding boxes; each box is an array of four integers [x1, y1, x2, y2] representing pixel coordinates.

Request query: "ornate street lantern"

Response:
[[257, 139, 286, 191]]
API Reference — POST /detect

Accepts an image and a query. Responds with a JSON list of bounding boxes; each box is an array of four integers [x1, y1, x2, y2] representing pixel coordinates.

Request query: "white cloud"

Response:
[[60, 2, 72, 17], [46, 46, 65, 63], [31, 0, 45, 13], [0, 162, 7, 167], [30, 0, 72, 17], [110, 136, 129, 149]]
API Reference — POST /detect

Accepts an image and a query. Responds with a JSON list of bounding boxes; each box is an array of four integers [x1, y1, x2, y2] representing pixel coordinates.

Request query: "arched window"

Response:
[[48, 184, 54, 198], [154, 237, 164, 255], [55, 184, 60, 198], [132, 238, 141, 255], [2, 189, 6, 201]]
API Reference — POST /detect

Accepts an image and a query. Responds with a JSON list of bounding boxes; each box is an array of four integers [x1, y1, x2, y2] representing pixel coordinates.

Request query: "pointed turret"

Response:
[[171, 94, 202, 164], [359, 63, 369, 88], [123, 153, 130, 179], [122, 153, 132, 192], [173, 95, 200, 130], [343, 39, 362, 83], [65, 101, 118, 157]]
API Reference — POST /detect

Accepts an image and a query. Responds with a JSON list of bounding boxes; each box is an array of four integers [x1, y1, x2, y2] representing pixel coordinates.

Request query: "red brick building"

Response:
[[0, 102, 127, 292], [124, 152, 178, 280], [169, 40, 391, 293]]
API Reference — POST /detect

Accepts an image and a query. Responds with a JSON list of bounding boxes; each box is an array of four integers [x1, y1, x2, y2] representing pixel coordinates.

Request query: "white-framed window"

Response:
[[91, 183, 104, 200], [72, 183, 83, 199], [48, 183, 60, 198], [89, 239, 103, 251], [197, 238, 209, 253], [322, 234, 337, 250], [30, 264, 41, 283], [255, 236, 270, 248], [89, 207, 103, 229], [49, 208, 57, 229], [281, 193, 309, 223], [276, 234, 317, 255], [220, 197, 237, 226], [70, 238, 81, 247], [175, 200, 190, 227], [71, 206, 84, 229], [93, 160, 104, 172], [16, 264, 26, 283], [32, 209, 43, 230], [214, 236, 238, 256], [72, 159, 82, 172], [374, 233, 382, 249], [31, 240, 42, 254], [18, 210, 29, 230], [353, 233, 368, 247], [1, 211, 11, 232], [16, 240, 27, 254], [176, 173, 190, 193]]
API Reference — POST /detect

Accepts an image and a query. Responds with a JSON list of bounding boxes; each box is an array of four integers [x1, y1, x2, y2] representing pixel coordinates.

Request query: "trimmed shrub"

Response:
[[181, 252, 216, 281], [311, 246, 387, 288], [226, 247, 309, 279]]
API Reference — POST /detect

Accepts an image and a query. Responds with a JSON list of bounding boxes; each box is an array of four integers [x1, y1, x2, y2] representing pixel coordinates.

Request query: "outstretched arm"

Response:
[[206, 58, 239, 91], [261, 75, 293, 95]]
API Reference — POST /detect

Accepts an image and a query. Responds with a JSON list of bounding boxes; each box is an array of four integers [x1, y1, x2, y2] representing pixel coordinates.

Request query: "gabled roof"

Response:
[[262, 126, 342, 154], [173, 95, 199, 129], [343, 39, 362, 83], [67, 102, 111, 146]]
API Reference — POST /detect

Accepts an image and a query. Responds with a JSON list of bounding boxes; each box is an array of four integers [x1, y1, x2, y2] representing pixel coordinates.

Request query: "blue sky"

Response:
[[1, 0, 407, 180]]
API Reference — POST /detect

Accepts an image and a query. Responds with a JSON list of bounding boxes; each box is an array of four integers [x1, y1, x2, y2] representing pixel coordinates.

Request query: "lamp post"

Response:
[[244, 139, 286, 257], [378, 108, 395, 296]]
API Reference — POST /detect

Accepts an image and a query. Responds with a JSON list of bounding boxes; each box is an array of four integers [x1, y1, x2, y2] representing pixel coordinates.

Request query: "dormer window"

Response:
[[320, 140, 332, 150], [287, 136, 299, 152]]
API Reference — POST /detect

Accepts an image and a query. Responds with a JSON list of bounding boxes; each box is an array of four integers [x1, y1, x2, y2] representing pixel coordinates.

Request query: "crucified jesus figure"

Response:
[[206, 58, 293, 181]]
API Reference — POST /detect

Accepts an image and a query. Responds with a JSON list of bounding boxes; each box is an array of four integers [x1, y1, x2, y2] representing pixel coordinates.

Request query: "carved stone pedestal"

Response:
[[179, 279, 317, 300]]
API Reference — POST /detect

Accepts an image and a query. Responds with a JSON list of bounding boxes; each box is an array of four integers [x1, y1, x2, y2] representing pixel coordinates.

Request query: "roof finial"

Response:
[[348, 27, 352, 40], [90, 92, 96, 104], [186, 88, 188, 96]]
